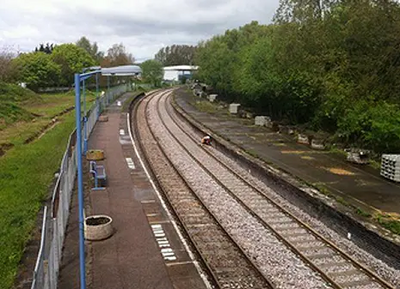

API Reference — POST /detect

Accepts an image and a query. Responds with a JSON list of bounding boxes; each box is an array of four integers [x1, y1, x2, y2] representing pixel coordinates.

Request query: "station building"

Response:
[[163, 65, 198, 82]]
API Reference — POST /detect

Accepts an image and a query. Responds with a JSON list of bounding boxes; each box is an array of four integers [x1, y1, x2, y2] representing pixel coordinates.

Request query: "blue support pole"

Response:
[[96, 73, 100, 120], [107, 76, 110, 105], [74, 73, 87, 289], [83, 80, 88, 154]]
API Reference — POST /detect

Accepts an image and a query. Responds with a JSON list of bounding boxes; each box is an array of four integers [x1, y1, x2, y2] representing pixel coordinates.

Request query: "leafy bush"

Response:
[[366, 103, 400, 153], [337, 101, 400, 153], [12, 52, 61, 91]]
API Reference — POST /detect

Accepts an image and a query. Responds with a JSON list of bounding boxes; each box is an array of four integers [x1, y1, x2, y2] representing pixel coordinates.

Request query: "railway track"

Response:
[[133, 90, 275, 289], [151, 91, 396, 289]]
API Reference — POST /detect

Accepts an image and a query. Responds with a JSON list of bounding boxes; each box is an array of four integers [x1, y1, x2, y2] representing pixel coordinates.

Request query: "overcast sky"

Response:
[[0, 0, 279, 62]]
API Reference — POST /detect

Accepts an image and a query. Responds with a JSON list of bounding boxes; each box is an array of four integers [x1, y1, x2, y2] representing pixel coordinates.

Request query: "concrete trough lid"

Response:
[[229, 103, 241, 114]]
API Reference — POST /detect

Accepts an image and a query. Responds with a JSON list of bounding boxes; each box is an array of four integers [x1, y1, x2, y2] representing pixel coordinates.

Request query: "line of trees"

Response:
[[154, 45, 197, 66], [140, 59, 164, 87], [1, 37, 135, 91], [195, 0, 400, 153]]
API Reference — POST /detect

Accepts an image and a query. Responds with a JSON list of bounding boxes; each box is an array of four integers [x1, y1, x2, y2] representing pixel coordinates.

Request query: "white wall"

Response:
[[163, 70, 179, 81]]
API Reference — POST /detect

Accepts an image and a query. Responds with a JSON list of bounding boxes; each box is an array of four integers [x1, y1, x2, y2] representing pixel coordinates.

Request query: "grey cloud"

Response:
[[0, 0, 279, 60]]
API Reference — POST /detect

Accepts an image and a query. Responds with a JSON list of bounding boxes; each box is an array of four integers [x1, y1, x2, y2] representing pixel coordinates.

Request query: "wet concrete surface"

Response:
[[175, 90, 400, 216]]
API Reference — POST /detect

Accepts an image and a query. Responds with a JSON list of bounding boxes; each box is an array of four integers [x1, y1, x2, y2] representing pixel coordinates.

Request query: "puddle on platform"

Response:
[[281, 150, 307, 154], [321, 167, 356, 176], [301, 156, 315, 160], [273, 143, 287, 147]]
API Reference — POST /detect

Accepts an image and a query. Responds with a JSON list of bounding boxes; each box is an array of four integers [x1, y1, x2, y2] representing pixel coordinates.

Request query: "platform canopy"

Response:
[[101, 65, 142, 76]]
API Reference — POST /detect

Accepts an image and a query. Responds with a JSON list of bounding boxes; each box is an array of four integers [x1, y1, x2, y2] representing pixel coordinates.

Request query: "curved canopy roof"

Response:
[[101, 65, 142, 76]]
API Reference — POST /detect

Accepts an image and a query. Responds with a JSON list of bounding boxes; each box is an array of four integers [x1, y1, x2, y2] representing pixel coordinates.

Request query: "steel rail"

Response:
[[132, 90, 276, 289], [160, 92, 396, 289]]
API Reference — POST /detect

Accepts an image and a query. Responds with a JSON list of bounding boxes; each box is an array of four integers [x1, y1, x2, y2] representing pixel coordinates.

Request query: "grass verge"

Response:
[[193, 99, 219, 114], [1, 91, 95, 148], [375, 214, 400, 235], [0, 112, 76, 289]]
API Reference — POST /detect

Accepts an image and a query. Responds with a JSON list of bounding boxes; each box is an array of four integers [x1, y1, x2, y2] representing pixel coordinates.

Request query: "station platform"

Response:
[[58, 92, 208, 289], [174, 88, 400, 219]]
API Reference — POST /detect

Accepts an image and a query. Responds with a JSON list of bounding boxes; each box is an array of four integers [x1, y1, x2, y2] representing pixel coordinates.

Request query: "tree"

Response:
[[102, 43, 134, 67], [274, 0, 338, 23], [141, 60, 164, 87], [196, 38, 235, 98], [195, 0, 400, 152], [34, 43, 55, 54], [12, 52, 61, 91], [51, 44, 96, 86], [155, 45, 197, 66], [76, 36, 104, 63], [0, 46, 18, 82]]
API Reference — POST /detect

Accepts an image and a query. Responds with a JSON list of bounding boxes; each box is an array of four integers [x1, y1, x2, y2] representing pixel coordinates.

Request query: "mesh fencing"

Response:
[[30, 84, 130, 289]]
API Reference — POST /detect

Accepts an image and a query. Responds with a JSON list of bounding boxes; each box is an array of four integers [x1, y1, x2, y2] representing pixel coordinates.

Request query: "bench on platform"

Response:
[[90, 161, 107, 190]]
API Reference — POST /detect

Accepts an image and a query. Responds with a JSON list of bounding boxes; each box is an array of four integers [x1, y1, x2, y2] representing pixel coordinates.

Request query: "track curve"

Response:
[[132, 88, 398, 289]]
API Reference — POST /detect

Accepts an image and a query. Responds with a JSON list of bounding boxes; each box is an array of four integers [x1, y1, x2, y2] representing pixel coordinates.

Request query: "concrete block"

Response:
[[297, 134, 310, 145], [346, 149, 369, 164], [311, 139, 325, 150], [229, 103, 240, 114], [255, 116, 268, 126], [265, 117, 273, 129], [208, 94, 217, 102]]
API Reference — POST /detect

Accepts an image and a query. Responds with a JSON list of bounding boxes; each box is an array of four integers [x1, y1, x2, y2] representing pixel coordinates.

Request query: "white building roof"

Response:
[[163, 65, 198, 71]]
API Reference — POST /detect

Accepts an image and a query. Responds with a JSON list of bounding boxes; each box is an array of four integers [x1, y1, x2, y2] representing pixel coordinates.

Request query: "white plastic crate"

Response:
[[381, 154, 400, 182]]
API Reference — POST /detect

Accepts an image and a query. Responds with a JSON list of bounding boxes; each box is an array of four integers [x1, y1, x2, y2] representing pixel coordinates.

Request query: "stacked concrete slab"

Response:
[[381, 154, 400, 182], [229, 103, 240, 114]]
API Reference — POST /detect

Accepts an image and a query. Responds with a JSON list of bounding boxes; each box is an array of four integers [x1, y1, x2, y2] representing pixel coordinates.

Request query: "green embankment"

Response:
[[0, 112, 76, 288], [0, 82, 41, 130], [0, 82, 97, 288]]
